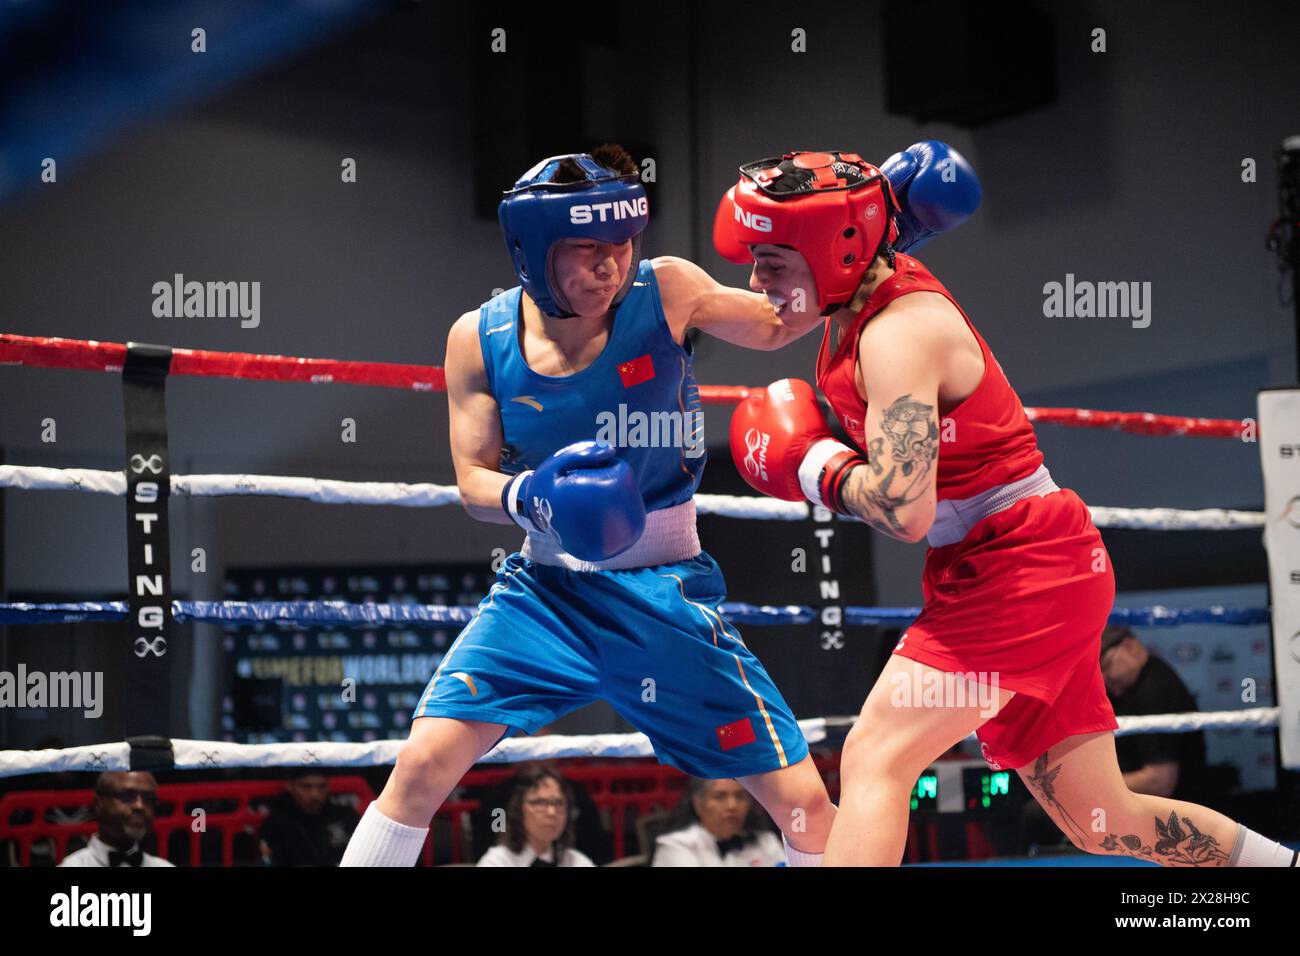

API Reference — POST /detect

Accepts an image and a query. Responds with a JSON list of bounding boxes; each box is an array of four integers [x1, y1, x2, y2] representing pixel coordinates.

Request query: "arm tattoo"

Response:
[[865, 438, 885, 476], [841, 394, 938, 539]]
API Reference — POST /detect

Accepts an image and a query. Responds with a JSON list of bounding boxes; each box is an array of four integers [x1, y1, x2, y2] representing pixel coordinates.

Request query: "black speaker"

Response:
[[472, 10, 625, 221], [883, 0, 1056, 127]]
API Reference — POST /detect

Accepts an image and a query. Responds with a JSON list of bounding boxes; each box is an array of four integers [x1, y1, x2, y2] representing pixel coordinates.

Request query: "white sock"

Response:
[[782, 834, 824, 867], [1228, 825, 1298, 867], [339, 802, 429, 867]]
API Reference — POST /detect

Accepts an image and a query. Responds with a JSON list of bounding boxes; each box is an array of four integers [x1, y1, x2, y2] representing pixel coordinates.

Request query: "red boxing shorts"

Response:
[[893, 487, 1118, 770]]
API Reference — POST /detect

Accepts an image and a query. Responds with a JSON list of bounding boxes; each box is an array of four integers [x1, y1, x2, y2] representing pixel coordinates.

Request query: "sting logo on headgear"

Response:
[[498, 153, 649, 319], [569, 196, 648, 225], [733, 205, 773, 232], [713, 150, 901, 316]]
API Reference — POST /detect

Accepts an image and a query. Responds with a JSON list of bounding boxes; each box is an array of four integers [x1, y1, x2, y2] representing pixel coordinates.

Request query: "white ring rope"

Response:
[[1087, 506, 1264, 531], [0, 465, 1266, 531], [1110, 707, 1279, 733], [0, 710, 1278, 779], [0, 720, 827, 778], [0, 465, 463, 507]]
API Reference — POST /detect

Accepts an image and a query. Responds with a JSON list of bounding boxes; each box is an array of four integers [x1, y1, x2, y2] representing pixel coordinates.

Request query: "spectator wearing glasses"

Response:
[[477, 766, 595, 867], [58, 771, 173, 867], [1099, 626, 1210, 800]]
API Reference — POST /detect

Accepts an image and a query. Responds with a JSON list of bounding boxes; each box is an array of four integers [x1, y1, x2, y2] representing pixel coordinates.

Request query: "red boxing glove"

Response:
[[729, 379, 869, 513]]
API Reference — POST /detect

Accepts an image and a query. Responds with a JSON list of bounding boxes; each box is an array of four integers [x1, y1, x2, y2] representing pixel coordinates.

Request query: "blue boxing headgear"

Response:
[[498, 153, 649, 318]]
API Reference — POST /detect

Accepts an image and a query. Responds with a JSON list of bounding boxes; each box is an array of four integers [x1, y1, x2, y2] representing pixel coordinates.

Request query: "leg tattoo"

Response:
[[1099, 812, 1229, 866], [1024, 754, 1092, 848], [1026, 754, 1230, 865]]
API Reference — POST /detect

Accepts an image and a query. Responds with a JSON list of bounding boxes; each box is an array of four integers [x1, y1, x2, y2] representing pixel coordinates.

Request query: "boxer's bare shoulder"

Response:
[[858, 293, 984, 413]]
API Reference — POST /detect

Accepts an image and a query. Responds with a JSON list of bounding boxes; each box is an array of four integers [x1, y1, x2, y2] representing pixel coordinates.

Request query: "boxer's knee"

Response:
[[392, 735, 442, 786], [740, 757, 835, 836], [1053, 812, 1093, 852], [770, 794, 836, 844], [773, 776, 835, 823], [1023, 791, 1090, 851], [839, 722, 923, 792], [1039, 789, 1148, 855], [391, 718, 496, 797]]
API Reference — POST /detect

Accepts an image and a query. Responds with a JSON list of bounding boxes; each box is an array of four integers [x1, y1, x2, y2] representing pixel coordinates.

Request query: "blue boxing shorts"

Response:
[[413, 551, 808, 779]]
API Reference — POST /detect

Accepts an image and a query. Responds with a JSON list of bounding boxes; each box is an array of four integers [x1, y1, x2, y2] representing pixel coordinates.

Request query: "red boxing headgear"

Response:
[[713, 150, 900, 314]]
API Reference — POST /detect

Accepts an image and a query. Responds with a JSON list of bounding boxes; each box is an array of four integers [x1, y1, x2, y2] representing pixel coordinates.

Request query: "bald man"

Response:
[[59, 771, 174, 867]]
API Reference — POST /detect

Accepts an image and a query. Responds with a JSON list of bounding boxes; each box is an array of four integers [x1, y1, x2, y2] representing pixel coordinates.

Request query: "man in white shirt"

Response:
[[59, 771, 174, 868], [653, 779, 785, 866]]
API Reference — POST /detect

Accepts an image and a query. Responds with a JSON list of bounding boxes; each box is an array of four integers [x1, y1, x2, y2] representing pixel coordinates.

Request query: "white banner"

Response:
[[1258, 388, 1300, 768]]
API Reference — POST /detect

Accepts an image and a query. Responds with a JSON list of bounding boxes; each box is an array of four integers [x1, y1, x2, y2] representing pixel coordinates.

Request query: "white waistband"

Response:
[[926, 464, 1060, 548], [521, 498, 701, 572]]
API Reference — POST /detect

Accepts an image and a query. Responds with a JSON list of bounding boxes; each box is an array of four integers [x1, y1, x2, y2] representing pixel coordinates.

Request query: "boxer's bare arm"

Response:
[[651, 255, 822, 350], [838, 306, 945, 542], [445, 311, 513, 524]]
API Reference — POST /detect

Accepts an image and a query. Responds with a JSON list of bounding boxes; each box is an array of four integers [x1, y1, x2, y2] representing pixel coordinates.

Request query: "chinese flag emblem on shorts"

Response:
[[715, 717, 756, 750], [618, 353, 655, 388]]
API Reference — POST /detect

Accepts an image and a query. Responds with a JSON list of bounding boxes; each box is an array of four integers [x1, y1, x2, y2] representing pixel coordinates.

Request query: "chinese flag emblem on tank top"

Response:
[[618, 353, 655, 388]]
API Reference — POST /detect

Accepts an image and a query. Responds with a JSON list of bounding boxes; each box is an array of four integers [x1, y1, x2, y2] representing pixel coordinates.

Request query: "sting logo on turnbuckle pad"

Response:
[[130, 454, 164, 474], [134, 636, 168, 658]]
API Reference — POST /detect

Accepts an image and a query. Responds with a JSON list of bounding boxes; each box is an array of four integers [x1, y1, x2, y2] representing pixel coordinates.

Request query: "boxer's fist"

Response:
[[731, 379, 871, 512], [504, 441, 645, 561], [729, 379, 836, 501], [880, 141, 981, 254]]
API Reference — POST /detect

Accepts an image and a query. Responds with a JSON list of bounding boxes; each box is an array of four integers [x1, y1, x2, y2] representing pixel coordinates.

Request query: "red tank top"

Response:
[[815, 254, 1043, 501]]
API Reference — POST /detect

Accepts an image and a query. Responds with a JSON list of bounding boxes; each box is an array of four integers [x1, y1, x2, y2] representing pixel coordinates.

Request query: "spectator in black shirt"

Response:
[[1015, 626, 1215, 853], [259, 770, 359, 866], [1100, 626, 1210, 801]]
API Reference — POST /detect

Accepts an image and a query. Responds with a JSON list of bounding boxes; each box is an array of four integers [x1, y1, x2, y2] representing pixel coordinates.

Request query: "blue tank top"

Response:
[[479, 259, 705, 513]]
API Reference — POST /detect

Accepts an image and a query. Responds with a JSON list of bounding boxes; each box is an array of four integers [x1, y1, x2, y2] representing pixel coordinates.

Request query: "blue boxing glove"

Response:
[[501, 440, 646, 562], [880, 140, 982, 254]]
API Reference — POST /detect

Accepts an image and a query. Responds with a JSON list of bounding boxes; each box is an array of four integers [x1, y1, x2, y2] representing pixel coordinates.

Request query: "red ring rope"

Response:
[[0, 333, 1249, 437]]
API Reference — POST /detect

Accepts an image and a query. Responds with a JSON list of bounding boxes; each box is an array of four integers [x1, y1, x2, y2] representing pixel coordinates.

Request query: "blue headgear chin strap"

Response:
[[498, 154, 649, 318]]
